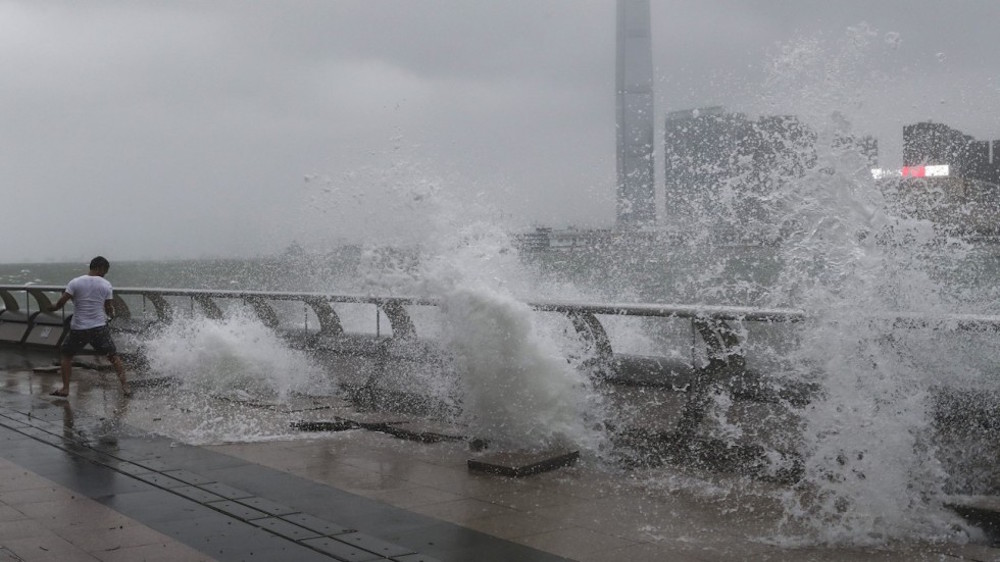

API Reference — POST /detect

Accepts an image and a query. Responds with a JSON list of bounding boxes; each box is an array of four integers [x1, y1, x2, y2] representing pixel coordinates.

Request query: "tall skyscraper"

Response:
[[615, 0, 656, 227]]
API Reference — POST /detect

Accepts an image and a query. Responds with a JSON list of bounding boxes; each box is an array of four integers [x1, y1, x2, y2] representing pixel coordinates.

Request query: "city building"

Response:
[[663, 107, 879, 242], [903, 122, 999, 186], [615, 0, 656, 227], [874, 123, 1000, 235], [662, 107, 744, 234]]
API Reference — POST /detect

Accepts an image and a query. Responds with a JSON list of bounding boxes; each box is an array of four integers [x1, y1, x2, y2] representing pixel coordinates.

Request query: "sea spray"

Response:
[[137, 309, 337, 444], [775, 208, 972, 543], [415, 221, 607, 453], [776, 310, 959, 545], [438, 284, 600, 450], [656, 24, 992, 544], [145, 309, 332, 400], [303, 160, 609, 452], [764, 112, 972, 544]]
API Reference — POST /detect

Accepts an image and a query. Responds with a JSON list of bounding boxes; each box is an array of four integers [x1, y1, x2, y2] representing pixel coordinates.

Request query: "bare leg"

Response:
[[52, 355, 72, 396], [109, 355, 130, 396]]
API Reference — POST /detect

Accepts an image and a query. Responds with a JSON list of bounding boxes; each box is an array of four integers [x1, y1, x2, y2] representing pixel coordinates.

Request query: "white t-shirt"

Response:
[[66, 275, 113, 330]]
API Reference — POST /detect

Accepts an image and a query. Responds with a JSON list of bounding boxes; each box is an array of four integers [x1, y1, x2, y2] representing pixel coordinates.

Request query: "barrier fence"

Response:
[[6, 283, 1000, 476]]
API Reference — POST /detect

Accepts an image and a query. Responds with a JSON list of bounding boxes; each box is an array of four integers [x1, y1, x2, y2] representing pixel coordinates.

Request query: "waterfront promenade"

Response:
[[0, 349, 998, 561]]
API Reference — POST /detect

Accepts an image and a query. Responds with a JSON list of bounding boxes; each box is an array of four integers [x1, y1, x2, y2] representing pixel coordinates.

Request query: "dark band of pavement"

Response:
[[0, 386, 573, 562]]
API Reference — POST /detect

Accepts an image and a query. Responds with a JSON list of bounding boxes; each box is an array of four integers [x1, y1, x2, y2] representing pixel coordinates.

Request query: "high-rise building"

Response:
[[903, 122, 999, 187], [664, 107, 877, 240], [663, 107, 745, 231], [873, 122, 1000, 235], [615, 0, 656, 227]]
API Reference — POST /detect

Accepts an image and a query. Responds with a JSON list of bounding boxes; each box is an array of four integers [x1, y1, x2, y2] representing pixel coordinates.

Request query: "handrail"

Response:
[[4, 284, 1000, 328], [525, 301, 807, 323], [5, 283, 993, 445], [0, 289, 18, 312]]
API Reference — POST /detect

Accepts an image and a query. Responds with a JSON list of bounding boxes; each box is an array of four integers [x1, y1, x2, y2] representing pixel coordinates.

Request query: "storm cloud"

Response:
[[2, 1, 997, 261]]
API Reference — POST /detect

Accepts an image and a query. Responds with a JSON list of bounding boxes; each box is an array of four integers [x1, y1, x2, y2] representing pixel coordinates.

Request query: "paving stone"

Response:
[[207, 499, 271, 521], [16, 427, 62, 443], [103, 460, 153, 476], [235, 496, 299, 516], [392, 554, 446, 562], [335, 531, 417, 558], [172, 485, 227, 503], [75, 450, 117, 466], [468, 449, 579, 478], [198, 482, 255, 500], [133, 472, 188, 489], [302, 536, 385, 561], [4, 410, 31, 423], [25, 409, 64, 421], [130, 458, 173, 471], [280, 513, 354, 536], [252, 516, 323, 541], [378, 421, 467, 443], [103, 448, 154, 462], [162, 468, 215, 485]]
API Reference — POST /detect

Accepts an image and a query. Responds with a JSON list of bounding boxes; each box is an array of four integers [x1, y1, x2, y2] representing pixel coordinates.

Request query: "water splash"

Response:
[[396, 203, 605, 452], [749, 27, 981, 545], [144, 309, 332, 400], [300, 160, 608, 453], [438, 283, 601, 451]]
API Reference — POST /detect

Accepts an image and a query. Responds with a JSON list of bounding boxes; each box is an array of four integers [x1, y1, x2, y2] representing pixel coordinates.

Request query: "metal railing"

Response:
[[6, 283, 1000, 462], [0, 284, 809, 361], [6, 284, 1000, 355]]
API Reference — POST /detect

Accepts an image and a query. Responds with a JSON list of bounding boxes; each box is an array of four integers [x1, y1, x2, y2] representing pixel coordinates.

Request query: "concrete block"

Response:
[[376, 420, 467, 443], [467, 449, 579, 477]]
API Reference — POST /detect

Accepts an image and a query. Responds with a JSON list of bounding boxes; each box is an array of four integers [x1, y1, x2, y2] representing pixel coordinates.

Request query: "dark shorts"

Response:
[[60, 325, 118, 357]]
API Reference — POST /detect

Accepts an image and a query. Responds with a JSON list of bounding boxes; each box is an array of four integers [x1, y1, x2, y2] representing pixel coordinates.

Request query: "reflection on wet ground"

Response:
[[1, 347, 999, 561]]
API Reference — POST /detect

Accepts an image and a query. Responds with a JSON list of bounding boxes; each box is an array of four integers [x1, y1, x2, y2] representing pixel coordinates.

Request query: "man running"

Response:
[[48, 256, 129, 397]]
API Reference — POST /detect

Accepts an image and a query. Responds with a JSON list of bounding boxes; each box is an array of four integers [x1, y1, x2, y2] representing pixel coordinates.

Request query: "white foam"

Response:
[[144, 309, 332, 400], [297, 164, 609, 453], [439, 284, 601, 450], [752, 27, 981, 545]]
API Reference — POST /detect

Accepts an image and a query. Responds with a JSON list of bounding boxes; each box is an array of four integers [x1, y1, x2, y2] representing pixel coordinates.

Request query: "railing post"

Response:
[[303, 297, 344, 337], [675, 317, 746, 443], [144, 293, 173, 322], [111, 294, 132, 320], [26, 288, 54, 313], [565, 311, 614, 380], [378, 301, 415, 339], [245, 296, 280, 329], [193, 295, 223, 319], [0, 289, 19, 312]]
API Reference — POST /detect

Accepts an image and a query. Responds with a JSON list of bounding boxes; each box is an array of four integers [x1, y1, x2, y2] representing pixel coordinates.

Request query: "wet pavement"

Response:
[[1, 349, 1000, 561]]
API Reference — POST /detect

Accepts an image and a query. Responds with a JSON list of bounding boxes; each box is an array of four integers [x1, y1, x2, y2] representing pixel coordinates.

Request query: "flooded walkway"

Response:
[[0, 349, 998, 561]]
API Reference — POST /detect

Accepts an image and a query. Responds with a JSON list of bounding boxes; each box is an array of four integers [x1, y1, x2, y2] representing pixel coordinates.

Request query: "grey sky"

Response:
[[3, 1, 998, 262]]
